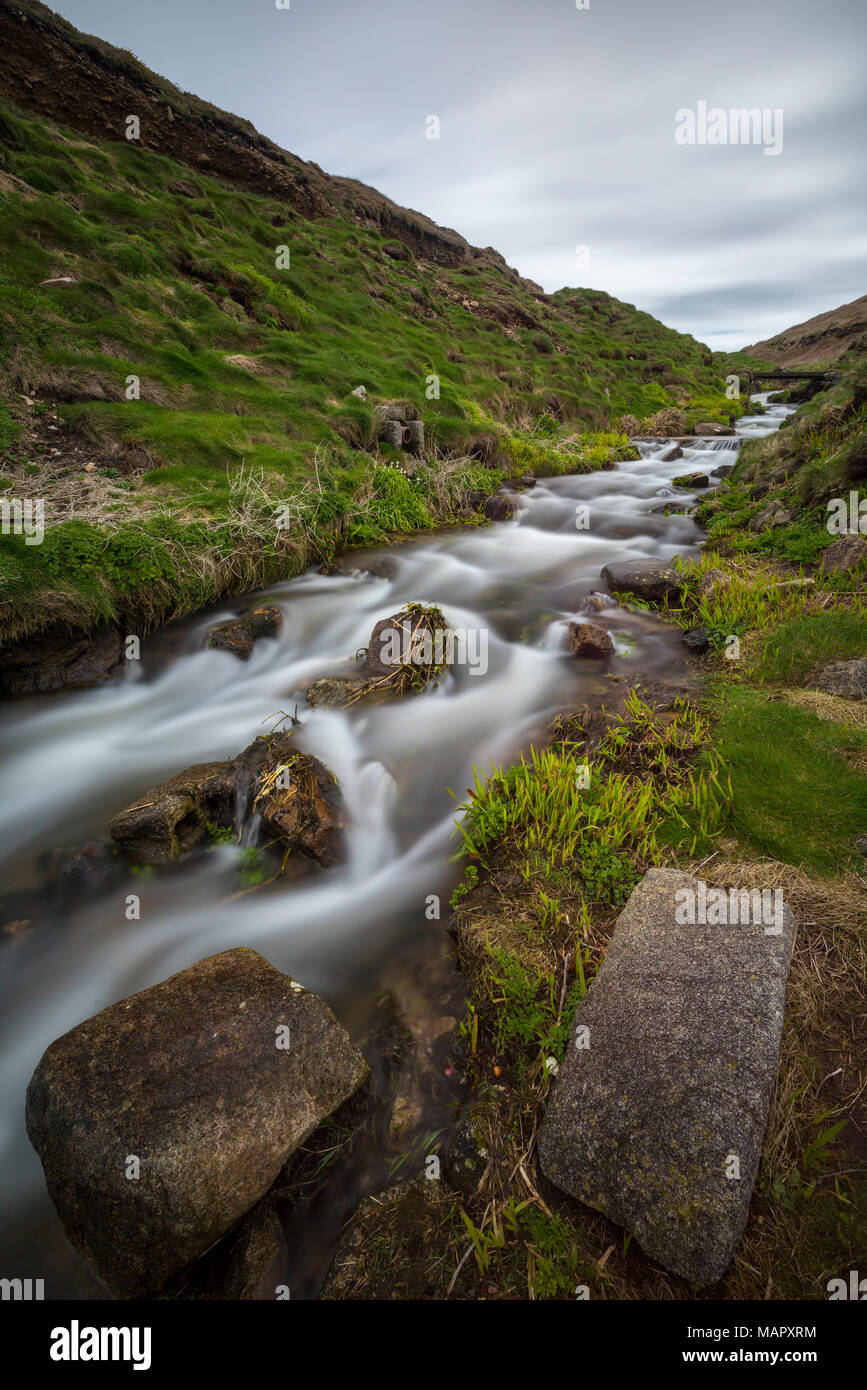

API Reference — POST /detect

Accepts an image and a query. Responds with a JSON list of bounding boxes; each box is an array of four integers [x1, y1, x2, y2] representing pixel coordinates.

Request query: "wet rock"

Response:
[[321, 1176, 448, 1300], [673, 472, 709, 489], [659, 445, 684, 462], [819, 535, 867, 575], [0, 626, 124, 696], [682, 627, 711, 653], [468, 492, 514, 522], [253, 746, 345, 867], [566, 621, 615, 659], [222, 1204, 288, 1301], [109, 760, 240, 863], [711, 463, 735, 479], [25, 947, 369, 1298], [600, 557, 684, 604], [538, 868, 796, 1285], [61, 840, 118, 891], [693, 422, 735, 436], [205, 605, 282, 660], [580, 591, 611, 613], [812, 658, 867, 701], [305, 677, 360, 709]]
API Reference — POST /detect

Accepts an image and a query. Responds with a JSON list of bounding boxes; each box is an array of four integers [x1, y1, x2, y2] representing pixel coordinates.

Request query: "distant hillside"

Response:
[[742, 294, 867, 367], [0, 0, 738, 646]]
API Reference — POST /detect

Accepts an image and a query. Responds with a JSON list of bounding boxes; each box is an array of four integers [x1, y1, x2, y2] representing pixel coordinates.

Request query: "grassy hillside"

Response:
[[0, 89, 736, 644]]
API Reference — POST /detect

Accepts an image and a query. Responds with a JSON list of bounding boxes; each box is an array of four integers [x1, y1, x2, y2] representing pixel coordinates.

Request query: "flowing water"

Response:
[[0, 396, 793, 1295]]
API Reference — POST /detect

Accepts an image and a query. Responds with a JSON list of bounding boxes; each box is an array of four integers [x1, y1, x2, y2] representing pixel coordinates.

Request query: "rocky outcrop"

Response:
[[600, 557, 684, 603], [25, 948, 369, 1298], [205, 605, 282, 660], [812, 658, 867, 701], [538, 868, 796, 1285]]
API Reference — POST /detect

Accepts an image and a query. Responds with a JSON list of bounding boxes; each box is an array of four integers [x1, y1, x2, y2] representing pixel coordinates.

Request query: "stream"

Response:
[[0, 396, 793, 1296]]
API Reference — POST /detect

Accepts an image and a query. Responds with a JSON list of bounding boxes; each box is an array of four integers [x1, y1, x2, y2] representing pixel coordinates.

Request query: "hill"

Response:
[[0, 0, 738, 647], [742, 294, 867, 367]]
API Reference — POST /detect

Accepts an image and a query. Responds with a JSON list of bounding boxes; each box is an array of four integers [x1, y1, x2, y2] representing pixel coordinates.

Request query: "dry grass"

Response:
[[782, 687, 867, 731]]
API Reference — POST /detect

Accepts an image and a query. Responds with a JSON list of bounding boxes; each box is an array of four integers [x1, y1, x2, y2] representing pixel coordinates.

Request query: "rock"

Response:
[[443, 1114, 490, 1199], [751, 483, 769, 500], [580, 591, 610, 613], [682, 627, 711, 653], [854, 834, 867, 857], [109, 760, 240, 863], [566, 621, 615, 659], [693, 422, 735, 436], [305, 677, 359, 709], [61, 840, 118, 890], [673, 473, 709, 489], [750, 507, 773, 533], [350, 384, 367, 400], [812, 659, 867, 701], [25, 948, 369, 1298], [769, 508, 792, 528], [109, 733, 343, 868], [469, 492, 514, 521], [167, 178, 198, 198], [698, 568, 730, 598], [819, 535, 867, 575], [659, 445, 684, 462], [538, 868, 796, 1285], [252, 746, 345, 867], [711, 464, 735, 479], [205, 606, 282, 660], [222, 1204, 288, 1301], [601, 557, 683, 603], [0, 626, 125, 696]]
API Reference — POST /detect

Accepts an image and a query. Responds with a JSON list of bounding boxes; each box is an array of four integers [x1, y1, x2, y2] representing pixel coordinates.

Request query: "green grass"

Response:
[[706, 684, 867, 872], [0, 95, 736, 640], [755, 610, 867, 684]]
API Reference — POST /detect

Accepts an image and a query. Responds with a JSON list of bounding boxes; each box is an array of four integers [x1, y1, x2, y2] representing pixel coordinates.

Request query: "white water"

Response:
[[0, 396, 793, 1280]]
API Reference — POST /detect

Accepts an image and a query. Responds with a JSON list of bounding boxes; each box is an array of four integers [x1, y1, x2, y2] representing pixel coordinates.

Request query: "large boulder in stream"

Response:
[[538, 868, 796, 1285], [109, 734, 345, 867], [600, 556, 684, 604], [26, 948, 369, 1298]]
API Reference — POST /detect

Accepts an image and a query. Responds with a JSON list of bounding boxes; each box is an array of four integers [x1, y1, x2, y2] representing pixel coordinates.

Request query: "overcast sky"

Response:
[[53, 0, 866, 351]]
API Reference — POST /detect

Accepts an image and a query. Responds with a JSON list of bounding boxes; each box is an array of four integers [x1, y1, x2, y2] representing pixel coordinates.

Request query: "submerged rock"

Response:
[[600, 557, 683, 603], [25, 948, 369, 1298], [566, 621, 615, 659], [538, 868, 796, 1285]]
